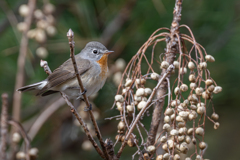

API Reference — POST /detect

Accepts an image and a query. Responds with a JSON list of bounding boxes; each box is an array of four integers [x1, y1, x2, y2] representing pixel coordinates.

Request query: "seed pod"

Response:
[[178, 135, 185, 142], [180, 67, 187, 74], [179, 111, 189, 119], [163, 153, 170, 160], [196, 155, 202, 160], [174, 87, 180, 95], [197, 102, 205, 107], [185, 136, 191, 144], [136, 88, 145, 97], [122, 88, 127, 94], [176, 116, 184, 122], [135, 78, 141, 85], [192, 137, 196, 144], [17, 22, 28, 32], [185, 157, 192, 160], [214, 122, 220, 129], [198, 62, 207, 70], [16, 152, 26, 159], [127, 105, 134, 113], [180, 84, 188, 92], [171, 114, 175, 121], [187, 128, 193, 135], [211, 113, 219, 121], [180, 142, 188, 152], [115, 95, 124, 102], [151, 73, 160, 80], [177, 105, 183, 111], [163, 123, 171, 132], [170, 129, 179, 136], [202, 91, 210, 99], [46, 26, 57, 36], [146, 145, 156, 154], [174, 154, 180, 160], [144, 88, 152, 96], [188, 61, 195, 70], [19, 5, 29, 17], [197, 106, 205, 115], [188, 94, 198, 103], [195, 127, 204, 136], [37, 20, 48, 29], [190, 83, 197, 89], [190, 105, 197, 110], [161, 61, 169, 69], [127, 138, 135, 147], [173, 61, 179, 69], [205, 79, 213, 86], [34, 9, 44, 19], [208, 85, 215, 92], [162, 143, 168, 152], [36, 47, 48, 59], [167, 139, 174, 149], [142, 97, 148, 101], [35, 29, 46, 43], [125, 79, 133, 87], [118, 121, 125, 131], [134, 95, 142, 102], [199, 142, 207, 150], [140, 78, 146, 85], [165, 108, 174, 115], [189, 74, 196, 82], [137, 101, 146, 110], [12, 132, 21, 143], [195, 87, 203, 96], [213, 86, 222, 94], [160, 136, 167, 143], [29, 148, 39, 157], [177, 122, 185, 128], [171, 99, 180, 106], [156, 155, 163, 160], [179, 127, 187, 135], [205, 55, 215, 62], [188, 111, 198, 120], [164, 115, 170, 123]]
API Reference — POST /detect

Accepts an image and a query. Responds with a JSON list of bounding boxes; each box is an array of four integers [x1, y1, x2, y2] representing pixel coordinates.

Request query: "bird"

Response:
[[17, 41, 113, 101]]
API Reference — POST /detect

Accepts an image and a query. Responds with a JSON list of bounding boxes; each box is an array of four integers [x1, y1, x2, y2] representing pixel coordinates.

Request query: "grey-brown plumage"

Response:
[[17, 41, 113, 99]]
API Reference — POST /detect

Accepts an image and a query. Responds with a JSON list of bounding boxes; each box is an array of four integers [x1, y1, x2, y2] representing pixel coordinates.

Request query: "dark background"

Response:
[[0, 0, 239, 159]]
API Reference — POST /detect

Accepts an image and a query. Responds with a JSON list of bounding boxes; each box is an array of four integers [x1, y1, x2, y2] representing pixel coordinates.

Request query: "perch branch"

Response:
[[40, 60, 105, 159], [67, 29, 109, 160]]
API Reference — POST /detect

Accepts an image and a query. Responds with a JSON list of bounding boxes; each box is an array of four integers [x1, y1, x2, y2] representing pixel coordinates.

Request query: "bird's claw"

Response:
[[76, 88, 87, 99], [84, 104, 92, 111]]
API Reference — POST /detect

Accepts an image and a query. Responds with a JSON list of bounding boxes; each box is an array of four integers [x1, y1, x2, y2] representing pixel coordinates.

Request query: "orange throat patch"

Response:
[[97, 54, 108, 79]]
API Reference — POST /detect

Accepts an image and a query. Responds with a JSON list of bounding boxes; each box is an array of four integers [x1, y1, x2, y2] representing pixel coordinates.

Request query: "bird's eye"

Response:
[[93, 50, 98, 54]]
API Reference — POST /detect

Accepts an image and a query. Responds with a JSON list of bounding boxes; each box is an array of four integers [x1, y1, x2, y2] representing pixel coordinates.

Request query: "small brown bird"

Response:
[[17, 41, 113, 100]]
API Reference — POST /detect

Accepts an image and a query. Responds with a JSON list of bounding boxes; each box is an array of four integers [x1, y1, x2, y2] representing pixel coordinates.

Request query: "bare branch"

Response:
[[0, 93, 8, 160], [67, 29, 110, 160]]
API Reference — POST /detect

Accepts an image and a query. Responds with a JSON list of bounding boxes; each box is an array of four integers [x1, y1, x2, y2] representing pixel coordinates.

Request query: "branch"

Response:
[[145, 0, 183, 148], [12, 0, 36, 122], [67, 29, 110, 160], [0, 93, 8, 160], [116, 65, 174, 159], [40, 60, 105, 159], [8, 120, 31, 160]]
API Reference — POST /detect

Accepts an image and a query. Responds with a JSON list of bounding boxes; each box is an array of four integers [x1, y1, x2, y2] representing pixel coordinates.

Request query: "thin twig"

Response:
[[0, 93, 8, 160], [67, 29, 109, 160]]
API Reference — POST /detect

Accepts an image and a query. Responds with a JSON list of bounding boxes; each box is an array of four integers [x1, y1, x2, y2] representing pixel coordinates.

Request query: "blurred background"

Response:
[[0, 0, 239, 159]]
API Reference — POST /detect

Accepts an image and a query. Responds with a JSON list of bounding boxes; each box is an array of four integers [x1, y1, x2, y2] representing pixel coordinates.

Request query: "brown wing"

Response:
[[36, 57, 91, 96]]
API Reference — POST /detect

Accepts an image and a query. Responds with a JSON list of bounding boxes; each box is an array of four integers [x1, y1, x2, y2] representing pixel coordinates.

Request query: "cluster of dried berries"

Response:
[[17, 2, 56, 59], [111, 24, 222, 159]]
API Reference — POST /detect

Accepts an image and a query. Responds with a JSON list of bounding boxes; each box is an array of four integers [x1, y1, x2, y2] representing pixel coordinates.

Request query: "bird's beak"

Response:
[[104, 50, 114, 55]]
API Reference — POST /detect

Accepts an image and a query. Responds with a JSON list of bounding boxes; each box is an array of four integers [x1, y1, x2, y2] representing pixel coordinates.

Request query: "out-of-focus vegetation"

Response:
[[0, 0, 239, 159]]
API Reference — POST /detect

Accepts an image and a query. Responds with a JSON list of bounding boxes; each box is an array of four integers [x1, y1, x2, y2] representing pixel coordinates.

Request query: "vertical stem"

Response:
[[0, 93, 8, 160], [146, 0, 183, 147]]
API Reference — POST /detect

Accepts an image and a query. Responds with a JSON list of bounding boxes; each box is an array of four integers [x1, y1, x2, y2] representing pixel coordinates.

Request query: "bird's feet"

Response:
[[84, 104, 92, 111], [76, 88, 87, 99]]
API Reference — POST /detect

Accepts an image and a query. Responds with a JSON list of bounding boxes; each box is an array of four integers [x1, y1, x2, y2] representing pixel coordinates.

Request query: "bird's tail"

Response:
[[17, 80, 48, 92]]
